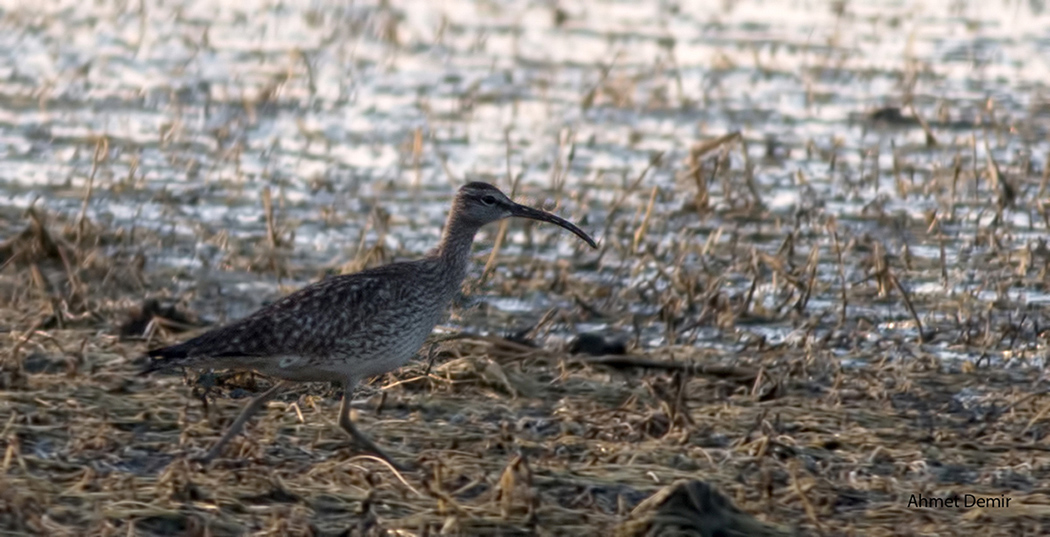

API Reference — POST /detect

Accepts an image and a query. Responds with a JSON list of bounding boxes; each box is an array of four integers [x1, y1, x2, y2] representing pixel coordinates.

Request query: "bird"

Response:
[[142, 182, 597, 469]]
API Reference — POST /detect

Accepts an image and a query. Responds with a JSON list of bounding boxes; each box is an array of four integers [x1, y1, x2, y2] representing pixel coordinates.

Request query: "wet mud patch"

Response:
[[2, 0, 1050, 534]]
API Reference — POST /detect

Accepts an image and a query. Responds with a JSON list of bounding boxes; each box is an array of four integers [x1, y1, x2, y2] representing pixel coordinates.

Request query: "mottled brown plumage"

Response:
[[143, 182, 596, 468]]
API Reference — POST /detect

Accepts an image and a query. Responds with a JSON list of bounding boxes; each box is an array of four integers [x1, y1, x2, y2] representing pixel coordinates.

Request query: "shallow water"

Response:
[[1, 0, 1048, 364]]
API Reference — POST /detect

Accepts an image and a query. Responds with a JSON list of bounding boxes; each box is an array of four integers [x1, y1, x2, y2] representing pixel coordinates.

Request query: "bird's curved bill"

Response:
[[509, 203, 598, 248]]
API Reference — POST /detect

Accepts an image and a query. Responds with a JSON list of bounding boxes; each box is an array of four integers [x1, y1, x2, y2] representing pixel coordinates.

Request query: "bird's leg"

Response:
[[197, 380, 288, 463], [338, 382, 412, 471]]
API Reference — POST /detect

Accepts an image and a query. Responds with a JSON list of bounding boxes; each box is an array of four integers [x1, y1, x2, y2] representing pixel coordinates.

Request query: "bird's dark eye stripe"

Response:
[[481, 195, 497, 204]]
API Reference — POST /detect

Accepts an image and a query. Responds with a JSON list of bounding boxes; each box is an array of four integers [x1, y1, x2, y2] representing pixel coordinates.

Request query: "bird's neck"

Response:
[[434, 216, 480, 281]]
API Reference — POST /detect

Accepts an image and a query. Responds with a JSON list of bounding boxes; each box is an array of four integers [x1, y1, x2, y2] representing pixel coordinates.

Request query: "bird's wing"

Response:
[[143, 262, 425, 372]]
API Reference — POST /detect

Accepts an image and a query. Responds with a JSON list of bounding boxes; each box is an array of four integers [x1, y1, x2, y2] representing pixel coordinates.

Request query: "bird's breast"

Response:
[[341, 279, 453, 359]]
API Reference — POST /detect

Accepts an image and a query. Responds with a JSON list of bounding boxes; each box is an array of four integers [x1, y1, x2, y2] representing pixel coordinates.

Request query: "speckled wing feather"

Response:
[[142, 261, 431, 373]]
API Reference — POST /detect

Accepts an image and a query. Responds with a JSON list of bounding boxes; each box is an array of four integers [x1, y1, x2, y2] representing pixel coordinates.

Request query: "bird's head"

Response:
[[452, 182, 597, 248]]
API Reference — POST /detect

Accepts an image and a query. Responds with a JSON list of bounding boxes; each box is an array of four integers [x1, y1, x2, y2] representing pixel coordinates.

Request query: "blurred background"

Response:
[[1, 0, 1048, 358], [2, 1, 1050, 533]]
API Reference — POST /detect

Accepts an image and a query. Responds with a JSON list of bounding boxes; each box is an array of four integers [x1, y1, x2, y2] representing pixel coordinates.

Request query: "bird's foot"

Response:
[[333, 441, 415, 472], [366, 450, 415, 473], [170, 441, 230, 467], [185, 448, 218, 466]]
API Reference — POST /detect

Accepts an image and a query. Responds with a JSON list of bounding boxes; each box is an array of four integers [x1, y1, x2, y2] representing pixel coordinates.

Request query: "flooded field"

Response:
[[2, 0, 1050, 534]]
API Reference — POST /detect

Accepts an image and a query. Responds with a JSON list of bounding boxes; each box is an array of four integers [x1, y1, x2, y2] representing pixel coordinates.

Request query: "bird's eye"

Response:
[[481, 195, 497, 206]]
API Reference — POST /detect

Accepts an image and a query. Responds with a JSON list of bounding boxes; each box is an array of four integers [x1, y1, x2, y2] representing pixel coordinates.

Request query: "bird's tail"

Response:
[[138, 344, 190, 376]]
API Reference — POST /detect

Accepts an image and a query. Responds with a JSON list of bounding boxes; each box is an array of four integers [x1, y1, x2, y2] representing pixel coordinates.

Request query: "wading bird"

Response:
[[142, 182, 597, 469]]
